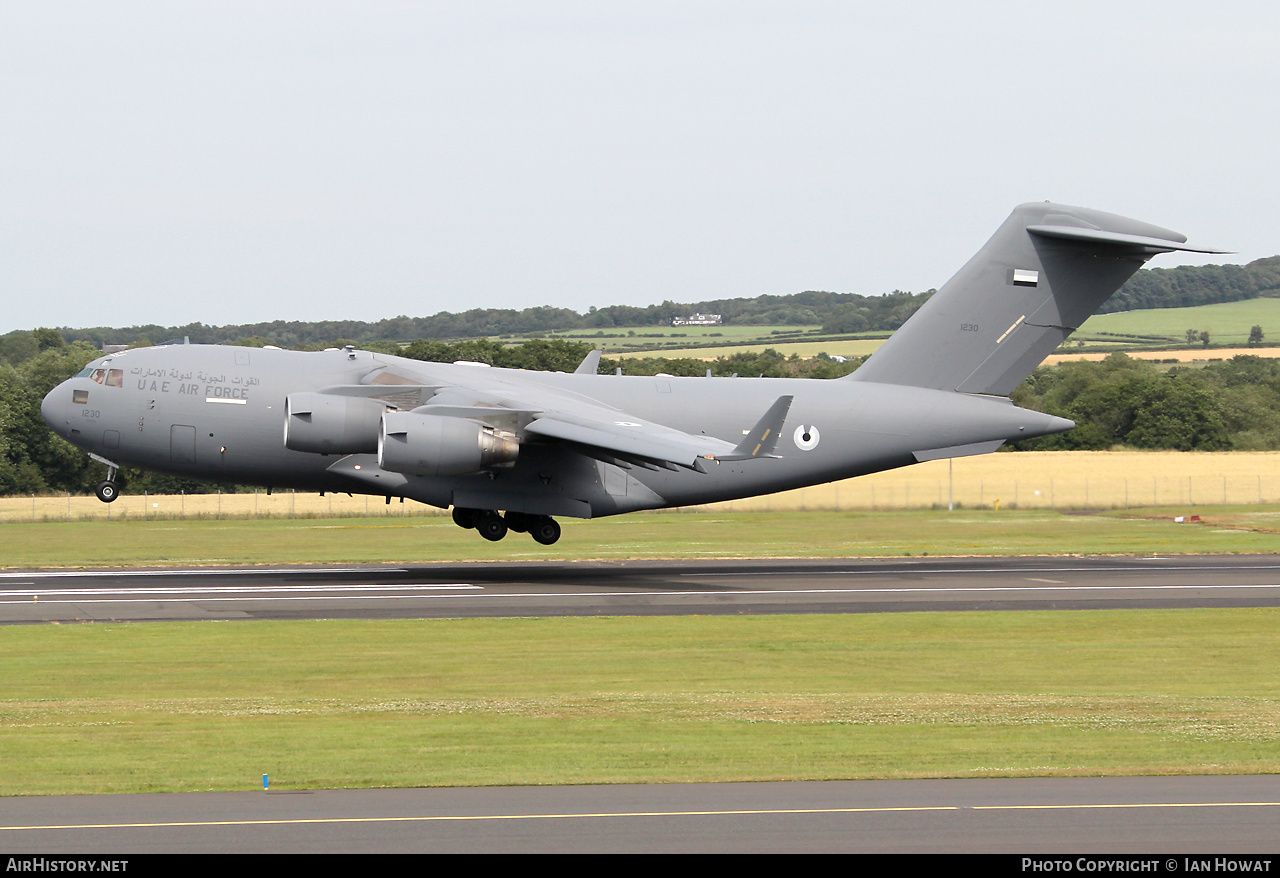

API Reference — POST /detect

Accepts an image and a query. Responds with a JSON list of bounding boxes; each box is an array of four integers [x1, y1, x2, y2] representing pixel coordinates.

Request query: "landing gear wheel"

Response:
[[95, 480, 120, 503], [504, 512, 531, 534], [530, 516, 561, 546], [476, 511, 508, 542], [451, 507, 478, 529]]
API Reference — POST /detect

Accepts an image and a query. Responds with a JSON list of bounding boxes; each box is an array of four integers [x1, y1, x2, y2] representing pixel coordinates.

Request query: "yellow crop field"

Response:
[[615, 339, 885, 360], [1044, 346, 1280, 365], [621, 343, 1280, 364], [710, 450, 1280, 512], [2, 451, 1276, 523]]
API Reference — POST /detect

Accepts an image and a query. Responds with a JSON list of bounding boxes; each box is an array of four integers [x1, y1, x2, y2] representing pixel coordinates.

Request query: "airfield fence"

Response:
[[1, 451, 1278, 523]]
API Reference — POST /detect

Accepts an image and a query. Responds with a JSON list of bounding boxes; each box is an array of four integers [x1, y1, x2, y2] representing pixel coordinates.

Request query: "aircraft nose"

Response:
[[41, 383, 69, 432]]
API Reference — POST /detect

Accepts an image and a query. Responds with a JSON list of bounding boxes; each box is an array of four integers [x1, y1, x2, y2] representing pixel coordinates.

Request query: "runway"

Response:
[[1, 554, 1279, 623], [3, 776, 1279, 853]]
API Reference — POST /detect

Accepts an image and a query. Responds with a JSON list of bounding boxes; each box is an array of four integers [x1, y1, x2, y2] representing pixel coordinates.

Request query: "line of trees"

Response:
[[1100, 256, 1280, 313], [12, 256, 1276, 353], [1011, 354, 1280, 452], [1, 337, 104, 495]]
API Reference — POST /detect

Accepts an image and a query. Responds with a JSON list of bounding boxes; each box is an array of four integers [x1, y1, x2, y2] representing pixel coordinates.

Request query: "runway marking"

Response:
[[3, 562, 1277, 583], [683, 564, 1280, 577], [5, 800, 1280, 832], [0, 586, 479, 605], [0, 584, 478, 598], [0, 568, 406, 579], [4, 583, 1280, 607]]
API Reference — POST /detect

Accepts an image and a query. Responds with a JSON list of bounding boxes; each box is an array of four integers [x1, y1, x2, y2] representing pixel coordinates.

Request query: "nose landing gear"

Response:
[[89, 453, 121, 503], [450, 507, 561, 545]]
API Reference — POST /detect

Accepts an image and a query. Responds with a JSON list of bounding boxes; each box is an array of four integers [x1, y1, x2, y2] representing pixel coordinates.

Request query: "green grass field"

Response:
[[530, 299, 1280, 360], [615, 338, 884, 360], [1077, 298, 1280, 345], [3, 610, 1278, 795], [2, 507, 1279, 567], [546, 324, 815, 342]]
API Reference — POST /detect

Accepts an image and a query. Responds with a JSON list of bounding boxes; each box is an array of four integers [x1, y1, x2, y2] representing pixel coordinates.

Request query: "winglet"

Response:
[[716, 396, 794, 460], [574, 350, 603, 375]]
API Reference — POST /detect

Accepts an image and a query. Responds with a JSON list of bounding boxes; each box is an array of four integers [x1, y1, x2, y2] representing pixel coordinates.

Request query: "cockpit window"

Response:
[[87, 368, 123, 386], [75, 367, 94, 378], [86, 368, 122, 386]]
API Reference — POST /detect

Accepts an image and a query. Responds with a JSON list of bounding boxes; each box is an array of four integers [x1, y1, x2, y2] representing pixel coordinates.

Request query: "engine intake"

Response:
[[379, 411, 519, 476], [284, 392, 386, 454]]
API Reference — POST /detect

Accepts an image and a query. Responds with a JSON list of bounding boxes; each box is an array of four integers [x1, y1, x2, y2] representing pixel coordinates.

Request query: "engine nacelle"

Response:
[[284, 392, 386, 454], [378, 411, 520, 476]]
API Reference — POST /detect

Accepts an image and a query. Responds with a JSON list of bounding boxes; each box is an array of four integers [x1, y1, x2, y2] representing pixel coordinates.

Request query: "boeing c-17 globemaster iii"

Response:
[[41, 202, 1224, 545]]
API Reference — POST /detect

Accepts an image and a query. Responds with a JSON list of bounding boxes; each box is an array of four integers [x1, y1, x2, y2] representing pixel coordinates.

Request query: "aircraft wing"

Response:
[[419, 379, 790, 469], [315, 363, 792, 470], [415, 385, 743, 468]]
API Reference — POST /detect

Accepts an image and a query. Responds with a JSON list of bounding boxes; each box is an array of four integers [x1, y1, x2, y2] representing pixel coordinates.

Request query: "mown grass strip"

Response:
[[1, 609, 1278, 795], [1, 508, 1278, 568]]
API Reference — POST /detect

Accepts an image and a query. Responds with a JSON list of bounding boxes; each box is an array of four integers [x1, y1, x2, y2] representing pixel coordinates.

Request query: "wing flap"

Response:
[[525, 416, 734, 467]]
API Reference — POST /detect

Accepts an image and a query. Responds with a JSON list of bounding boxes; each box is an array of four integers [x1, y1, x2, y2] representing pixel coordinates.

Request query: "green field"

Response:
[[1077, 298, 1280, 345], [616, 338, 883, 360], [2, 507, 1279, 567], [3, 610, 1278, 795], [532, 324, 842, 354], [527, 299, 1280, 360], [546, 324, 814, 343]]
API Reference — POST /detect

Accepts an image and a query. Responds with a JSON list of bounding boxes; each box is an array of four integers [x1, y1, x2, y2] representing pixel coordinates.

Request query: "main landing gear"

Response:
[[451, 507, 561, 545]]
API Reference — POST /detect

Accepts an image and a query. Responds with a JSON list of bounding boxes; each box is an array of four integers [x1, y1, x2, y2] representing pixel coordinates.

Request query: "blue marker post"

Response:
[[263, 774, 269, 790]]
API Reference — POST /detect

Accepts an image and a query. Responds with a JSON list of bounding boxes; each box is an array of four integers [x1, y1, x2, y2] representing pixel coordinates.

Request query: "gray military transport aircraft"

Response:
[[42, 202, 1223, 545]]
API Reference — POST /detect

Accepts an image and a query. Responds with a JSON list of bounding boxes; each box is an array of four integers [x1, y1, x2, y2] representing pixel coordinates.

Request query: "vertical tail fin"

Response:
[[849, 202, 1226, 395]]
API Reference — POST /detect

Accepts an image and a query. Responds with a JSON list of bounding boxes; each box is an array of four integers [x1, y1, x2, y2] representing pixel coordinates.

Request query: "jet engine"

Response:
[[378, 411, 520, 476], [284, 392, 386, 454]]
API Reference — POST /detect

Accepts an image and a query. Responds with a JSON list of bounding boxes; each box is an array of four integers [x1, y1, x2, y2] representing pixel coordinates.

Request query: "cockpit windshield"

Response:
[[85, 368, 123, 386]]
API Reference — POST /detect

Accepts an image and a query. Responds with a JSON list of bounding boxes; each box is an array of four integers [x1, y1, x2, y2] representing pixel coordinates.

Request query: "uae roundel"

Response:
[[793, 424, 820, 451]]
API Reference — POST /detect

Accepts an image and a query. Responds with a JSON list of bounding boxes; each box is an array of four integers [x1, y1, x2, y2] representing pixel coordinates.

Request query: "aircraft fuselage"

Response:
[[41, 343, 1070, 519]]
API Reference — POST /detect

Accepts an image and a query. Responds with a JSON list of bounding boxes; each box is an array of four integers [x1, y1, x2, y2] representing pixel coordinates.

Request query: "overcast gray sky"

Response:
[[2, 1, 1275, 334]]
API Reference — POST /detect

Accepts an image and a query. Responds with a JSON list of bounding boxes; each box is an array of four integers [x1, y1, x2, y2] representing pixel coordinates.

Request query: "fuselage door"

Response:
[[171, 425, 197, 465]]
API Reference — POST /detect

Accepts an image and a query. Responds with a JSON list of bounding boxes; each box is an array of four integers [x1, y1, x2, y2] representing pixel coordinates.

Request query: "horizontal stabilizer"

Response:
[[1026, 225, 1231, 255]]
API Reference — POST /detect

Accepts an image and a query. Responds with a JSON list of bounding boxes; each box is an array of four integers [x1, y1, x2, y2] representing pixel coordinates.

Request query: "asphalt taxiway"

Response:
[[3, 776, 1278, 853], [1, 554, 1279, 623]]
